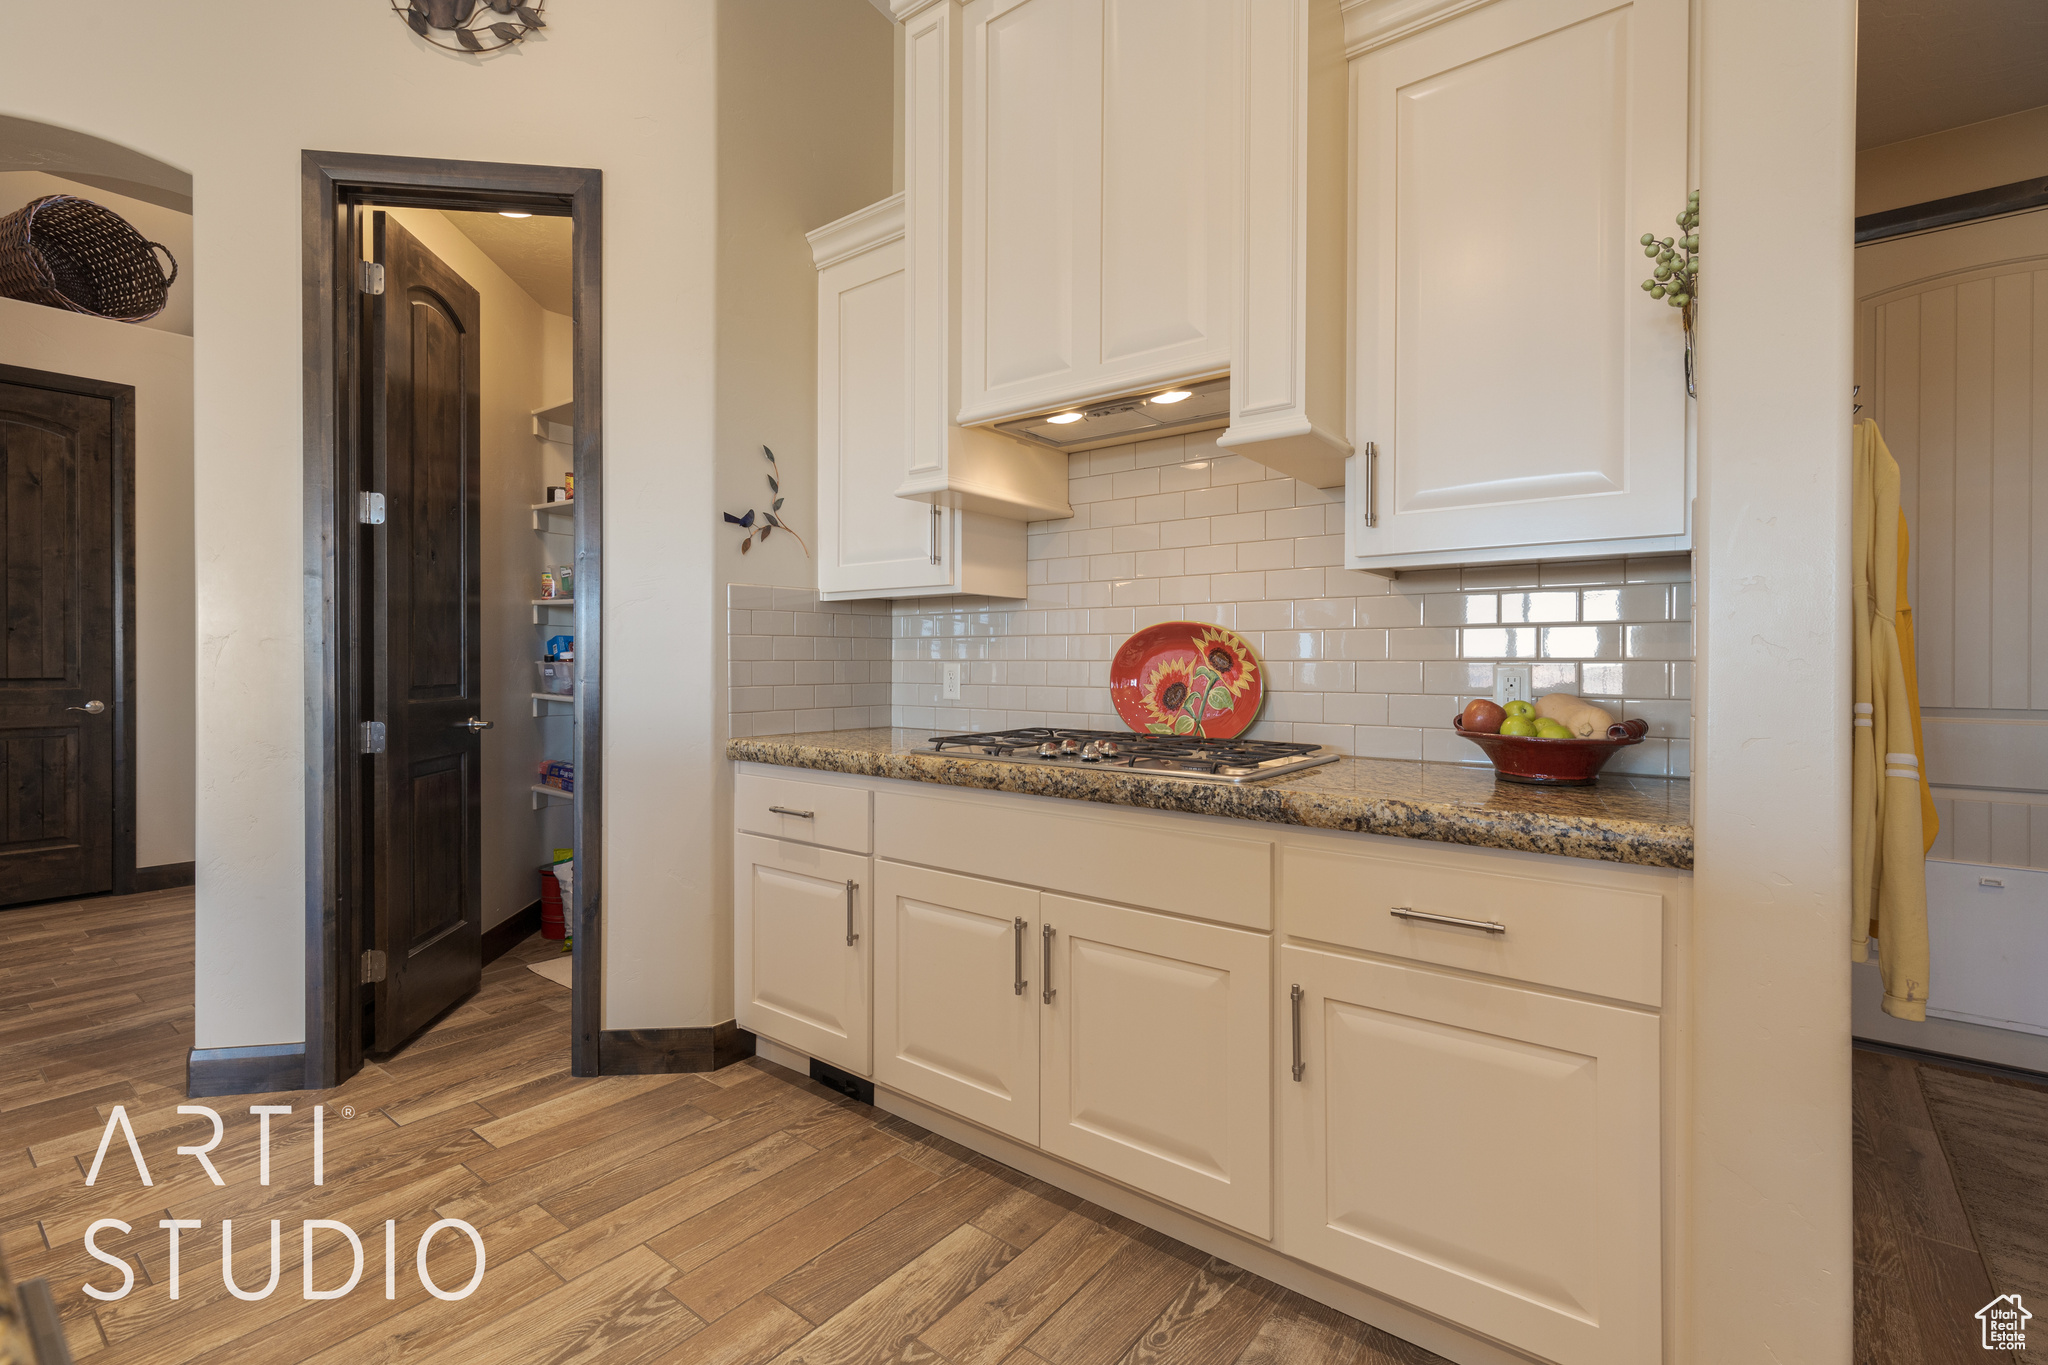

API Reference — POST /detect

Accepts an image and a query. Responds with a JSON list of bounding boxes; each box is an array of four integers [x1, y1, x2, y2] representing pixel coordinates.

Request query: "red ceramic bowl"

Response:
[[1452, 714, 1650, 786]]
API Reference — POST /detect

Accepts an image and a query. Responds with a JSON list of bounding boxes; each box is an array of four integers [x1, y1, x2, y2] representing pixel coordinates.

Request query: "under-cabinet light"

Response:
[[500, 211, 533, 219], [1046, 411, 1084, 424], [1150, 390, 1192, 404]]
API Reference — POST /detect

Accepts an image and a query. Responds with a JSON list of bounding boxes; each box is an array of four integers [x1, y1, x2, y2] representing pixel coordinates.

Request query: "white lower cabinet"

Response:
[[1040, 894, 1272, 1238], [733, 833, 871, 1076], [1280, 944, 1661, 1365], [873, 861, 1040, 1144]]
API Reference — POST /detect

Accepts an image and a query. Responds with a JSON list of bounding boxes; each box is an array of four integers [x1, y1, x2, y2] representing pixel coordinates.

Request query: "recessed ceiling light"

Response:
[[499, 211, 533, 219], [1150, 390, 1192, 404], [1046, 412, 1084, 425]]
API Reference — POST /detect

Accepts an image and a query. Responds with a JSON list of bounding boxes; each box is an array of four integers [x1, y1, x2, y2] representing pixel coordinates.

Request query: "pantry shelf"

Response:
[[531, 784, 573, 809], [531, 597, 574, 623], [531, 692, 575, 716], [530, 500, 575, 531]]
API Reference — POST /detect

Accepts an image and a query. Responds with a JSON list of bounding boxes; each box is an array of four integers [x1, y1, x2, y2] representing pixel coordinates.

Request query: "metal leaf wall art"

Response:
[[724, 447, 811, 558], [393, 0, 546, 54]]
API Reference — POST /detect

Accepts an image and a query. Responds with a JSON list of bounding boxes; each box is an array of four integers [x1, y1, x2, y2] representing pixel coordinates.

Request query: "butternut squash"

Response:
[[1534, 693, 1615, 738]]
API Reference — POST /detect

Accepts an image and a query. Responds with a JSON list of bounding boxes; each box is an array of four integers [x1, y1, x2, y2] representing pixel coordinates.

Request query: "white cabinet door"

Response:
[[733, 833, 872, 1075], [1039, 893, 1271, 1236], [1347, 0, 1690, 570], [1280, 944, 1660, 1365], [956, 0, 1233, 426], [873, 861, 1040, 1143], [813, 197, 954, 597]]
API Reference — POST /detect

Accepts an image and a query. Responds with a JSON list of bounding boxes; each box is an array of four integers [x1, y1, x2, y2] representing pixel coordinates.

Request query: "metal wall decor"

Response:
[[392, 0, 545, 53]]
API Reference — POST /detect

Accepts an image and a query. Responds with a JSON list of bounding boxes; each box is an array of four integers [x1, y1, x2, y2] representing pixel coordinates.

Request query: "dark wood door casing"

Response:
[[0, 378, 119, 905], [367, 212, 484, 1050]]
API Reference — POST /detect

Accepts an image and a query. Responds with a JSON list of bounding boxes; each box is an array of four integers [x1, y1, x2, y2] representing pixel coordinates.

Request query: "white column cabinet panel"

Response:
[[873, 861, 1041, 1144], [1039, 893, 1272, 1237], [1344, 0, 1691, 571], [1280, 944, 1660, 1365], [810, 196, 1035, 600], [953, 0, 1235, 427], [733, 833, 872, 1076]]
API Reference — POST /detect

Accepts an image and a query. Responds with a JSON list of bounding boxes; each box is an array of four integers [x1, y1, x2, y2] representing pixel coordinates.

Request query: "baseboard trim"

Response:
[[482, 898, 543, 966], [132, 861, 195, 892], [186, 1042, 308, 1099], [599, 1021, 755, 1075]]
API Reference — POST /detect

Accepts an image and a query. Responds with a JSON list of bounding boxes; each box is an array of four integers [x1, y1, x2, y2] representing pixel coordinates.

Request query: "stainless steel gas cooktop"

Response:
[[927, 727, 1337, 784]]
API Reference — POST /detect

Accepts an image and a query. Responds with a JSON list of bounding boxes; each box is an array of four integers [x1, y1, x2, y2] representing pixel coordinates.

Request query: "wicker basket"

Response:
[[0, 194, 178, 323]]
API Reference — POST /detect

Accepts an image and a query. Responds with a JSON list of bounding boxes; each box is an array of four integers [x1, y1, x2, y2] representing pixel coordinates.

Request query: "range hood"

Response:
[[993, 377, 1231, 455]]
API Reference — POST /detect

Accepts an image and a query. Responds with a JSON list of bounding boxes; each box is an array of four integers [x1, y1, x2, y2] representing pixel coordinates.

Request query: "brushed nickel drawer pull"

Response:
[[1290, 984, 1305, 1082], [1013, 917, 1028, 996], [1041, 924, 1056, 1004], [767, 806, 815, 818], [845, 880, 859, 947], [1390, 906, 1507, 935]]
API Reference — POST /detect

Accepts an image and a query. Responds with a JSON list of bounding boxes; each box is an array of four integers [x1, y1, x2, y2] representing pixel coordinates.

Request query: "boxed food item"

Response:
[[538, 760, 575, 792]]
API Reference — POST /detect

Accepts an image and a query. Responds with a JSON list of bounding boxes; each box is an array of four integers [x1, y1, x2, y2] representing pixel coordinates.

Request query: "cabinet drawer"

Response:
[[876, 789, 1271, 930], [736, 772, 871, 853], [1283, 842, 1662, 1006]]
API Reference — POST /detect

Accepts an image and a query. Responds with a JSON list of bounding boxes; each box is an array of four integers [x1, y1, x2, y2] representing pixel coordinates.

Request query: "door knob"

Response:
[[458, 717, 494, 732], [67, 700, 105, 715]]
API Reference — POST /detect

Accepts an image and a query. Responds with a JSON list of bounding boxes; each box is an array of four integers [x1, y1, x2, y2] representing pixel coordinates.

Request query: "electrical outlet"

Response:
[[941, 663, 963, 701], [1493, 664, 1532, 708]]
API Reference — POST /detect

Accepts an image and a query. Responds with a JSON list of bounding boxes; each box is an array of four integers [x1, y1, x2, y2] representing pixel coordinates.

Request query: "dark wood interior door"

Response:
[[0, 377, 115, 906], [366, 212, 484, 1050]]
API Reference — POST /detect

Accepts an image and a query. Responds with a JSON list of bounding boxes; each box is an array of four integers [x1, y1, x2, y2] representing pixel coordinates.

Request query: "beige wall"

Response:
[[1689, 0, 1857, 1358], [693, 0, 895, 1027], [0, 296, 194, 870], [0, 170, 192, 336], [0, 0, 750, 1049], [1856, 102, 2048, 217]]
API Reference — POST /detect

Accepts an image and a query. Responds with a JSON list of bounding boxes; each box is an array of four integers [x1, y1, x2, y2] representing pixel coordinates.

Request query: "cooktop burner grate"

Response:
[[926, 727, 1337, 783]]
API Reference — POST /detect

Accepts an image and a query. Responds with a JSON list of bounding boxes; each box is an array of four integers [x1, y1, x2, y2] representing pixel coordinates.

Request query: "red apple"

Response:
[[1460, 698, 1507, 733]]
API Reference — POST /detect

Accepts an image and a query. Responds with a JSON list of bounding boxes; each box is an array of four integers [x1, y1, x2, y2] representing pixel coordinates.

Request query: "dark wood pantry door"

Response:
[[365, 212, 485, 1050], [0, 377, 117, 906]]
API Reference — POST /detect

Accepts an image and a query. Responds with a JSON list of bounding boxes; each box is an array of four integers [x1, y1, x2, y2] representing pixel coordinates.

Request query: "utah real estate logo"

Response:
[[1979, 1294, 2031, 1352]]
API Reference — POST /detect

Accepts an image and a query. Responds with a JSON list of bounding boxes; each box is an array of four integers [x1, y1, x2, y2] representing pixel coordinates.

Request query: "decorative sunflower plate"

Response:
[[1110, 622, 1263, 738]]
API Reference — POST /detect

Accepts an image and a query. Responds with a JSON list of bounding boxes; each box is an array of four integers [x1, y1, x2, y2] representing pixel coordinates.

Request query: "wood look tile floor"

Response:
[[0, 889, 1446, 1365]]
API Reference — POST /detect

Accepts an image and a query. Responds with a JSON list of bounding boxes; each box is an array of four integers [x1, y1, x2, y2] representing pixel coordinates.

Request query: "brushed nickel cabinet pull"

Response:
[[1390, 906, 1507, 935], [845, 880, 859, 947], [1290, 984, 1305, 1082], [1361, 441, 1378, 528], [1013, 917, 1028, 996], [1040, 923, 1056, 1004], [767, 806, 815, 818]]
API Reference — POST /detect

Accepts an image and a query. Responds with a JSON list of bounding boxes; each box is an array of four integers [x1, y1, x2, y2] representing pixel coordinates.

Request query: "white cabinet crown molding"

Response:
[[891, 0, 951, 19], [1340, 0, 1499, 56], [807, 193, 905, 271]]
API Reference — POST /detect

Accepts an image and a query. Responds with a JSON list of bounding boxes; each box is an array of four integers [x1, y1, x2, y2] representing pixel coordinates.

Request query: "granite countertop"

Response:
[[729, 728, 1692, 870]]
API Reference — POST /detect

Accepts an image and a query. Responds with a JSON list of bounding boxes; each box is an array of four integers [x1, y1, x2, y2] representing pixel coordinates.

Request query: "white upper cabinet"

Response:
[[1217, 0, 1353, 488], [1343, 0, 1692, 571], [956, 0, 1236, 425], [810, 195, 1032, 599]]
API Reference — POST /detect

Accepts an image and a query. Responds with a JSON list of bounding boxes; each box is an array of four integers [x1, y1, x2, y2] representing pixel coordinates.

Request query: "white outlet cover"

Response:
[[941, 663, 963, 700], [1493, 664, 1532, 707]]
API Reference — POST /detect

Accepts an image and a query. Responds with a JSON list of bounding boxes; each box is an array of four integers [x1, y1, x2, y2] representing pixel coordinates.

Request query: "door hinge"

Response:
[[358, 491, 386, 525], [359, 720, 386, 754], [360, 261, 385, 295], [360, 949, 387, 984]]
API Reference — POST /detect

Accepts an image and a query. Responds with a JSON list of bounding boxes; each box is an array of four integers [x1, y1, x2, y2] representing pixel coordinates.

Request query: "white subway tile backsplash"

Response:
[[728, 437, 1694, 774]]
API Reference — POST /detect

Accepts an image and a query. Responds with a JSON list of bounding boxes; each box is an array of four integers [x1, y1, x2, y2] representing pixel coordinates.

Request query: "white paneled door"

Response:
[[1279, 945, 1661, 1365], [1347, 0, 1690, 566], [1038, 894, 1271, 1236], [957, 0, 1234, 425], [872, 861, 1041, 1143], [733, 833, 872, 1076]]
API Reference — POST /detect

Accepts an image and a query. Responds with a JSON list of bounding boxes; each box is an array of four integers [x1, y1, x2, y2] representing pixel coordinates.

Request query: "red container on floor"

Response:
[[539, 866, 567, 939]]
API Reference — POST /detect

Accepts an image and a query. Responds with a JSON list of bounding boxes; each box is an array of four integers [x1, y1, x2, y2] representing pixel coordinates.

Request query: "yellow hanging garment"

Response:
[[1849, 420, 1930, 1019], [1895, 511, 1939, 852]]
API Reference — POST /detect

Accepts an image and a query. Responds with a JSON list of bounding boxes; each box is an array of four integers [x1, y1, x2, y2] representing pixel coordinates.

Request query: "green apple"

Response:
[[1499, 717, 1537, 737], [1533, 718, 1574, 739], [1503, 700, 1535, 719]]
